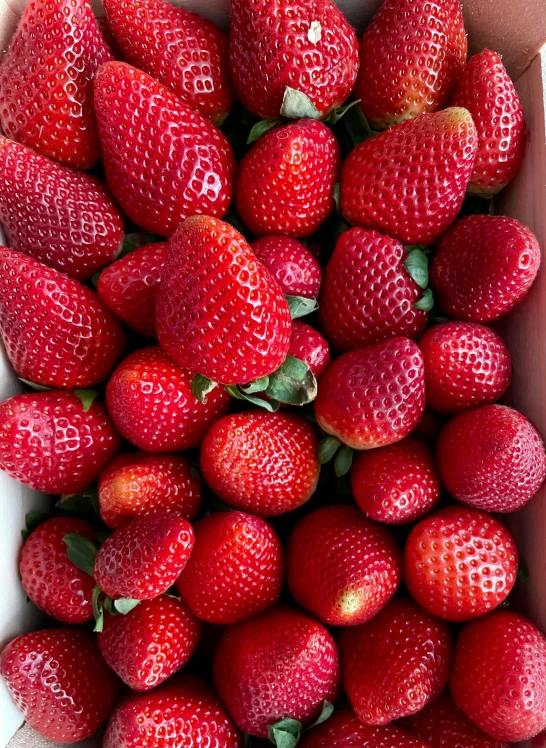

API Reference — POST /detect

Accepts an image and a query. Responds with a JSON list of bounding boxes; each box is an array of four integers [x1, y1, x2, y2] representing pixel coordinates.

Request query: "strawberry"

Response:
[[177, 511, 283, 624], [314, 337, 425, 450], [355, 0, 467, 129], [106, 346, 230, 451], [252, 236, 322, 299], [102, 0, 232, 123], [94, 62, 235, 236], [351, 438, 440, 524], [419, 321, 512, 414], [0, 248, 125, 389], [97, 242, 167, 338], [213, 606, 340, 737], [229, 0, 359, 119], [340, 108, 477, 246], [0, 391, 120, 494], [235, 120, 340, 238], [437, 404, 546, 513], [450, 610, 546, 741], [0, 136, 124, 281], [430, 215, 541, 322], [94, 511, 194, 600], [451, 49, 526, 196], [340, 598, 452, 724], [404, 506, 518, 621], [318, 228, 429, 352], [0, 628, 119, 743], [289, 321, 331, 380], [0, 0, 111, 169], [286, 504, 401, 626], [200, 410, 320, 517], [98, 452, 202, 528], [98, 595, 201, 691]]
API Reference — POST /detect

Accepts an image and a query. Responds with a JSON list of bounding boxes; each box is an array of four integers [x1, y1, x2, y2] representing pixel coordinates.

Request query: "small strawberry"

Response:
[[286, 504, 401, 626], [451, 49, 526, 196], [351, 438, 440, 524], [289, 321, 330, 381], [450, 610, 546, 742], [430, 215, 541, 322], [340, 598, 452, 724], [340, 108, 477, 246], [437, 404, 546, 512], [0, 628, 119, 743], [235, 120, 340, 238], [252, 236, 322, 299], [177, 511, 283, 624]]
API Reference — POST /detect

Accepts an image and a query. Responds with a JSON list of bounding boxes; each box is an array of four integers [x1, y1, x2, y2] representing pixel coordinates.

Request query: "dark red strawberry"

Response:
[[252, 236, 322, 299], [289, 321, 330, 380], [94, 62, 235, 236]]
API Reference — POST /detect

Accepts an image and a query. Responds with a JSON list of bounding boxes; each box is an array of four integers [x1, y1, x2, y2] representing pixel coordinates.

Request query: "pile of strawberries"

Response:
[[0, 0, 545, 745]]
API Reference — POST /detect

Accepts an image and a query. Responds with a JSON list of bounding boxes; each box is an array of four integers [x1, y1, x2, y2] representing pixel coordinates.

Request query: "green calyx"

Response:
[[74, 389, 99, 412], [280, 87, 321, 120], [247, 118, 281, 144], [191, 374, 219, 402], [267, 702, 334, 748], [317, 437, 353, 477], [286, 295, 319, 320], [403, 245, 435, 311], [56, 487, 99, 516]]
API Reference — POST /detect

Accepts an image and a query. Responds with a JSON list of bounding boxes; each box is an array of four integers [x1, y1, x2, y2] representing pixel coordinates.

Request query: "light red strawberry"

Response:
[[252, 236, 322, 299], [289, 321, 330, 380], [94, 62, 235, 236], [340, 108, 477, 246]]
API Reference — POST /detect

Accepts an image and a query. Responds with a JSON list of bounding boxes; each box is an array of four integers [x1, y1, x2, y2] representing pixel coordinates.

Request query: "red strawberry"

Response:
[[235, 120, 340, 238], [106, 346, 230, 451], [0, 391, 120, 494], [229, 0, 359, 119], [200, 410, 320, 517], [98, 595, 201, 691], [404, 506, 518, 621], [340, 108, 477, 246], [97, 242, 167, 338], [213, 606, 340, 737], [314, 337, 425, 450], [103, 0, 232, 123], [94, 62, 235, 236], [419, 321, 512, 414], [318, 228, 429, 352], [451, 49, 526, 196], [252, 236, 322, 299], [156, 217, 292, 386], [0, 0, 111, 169], [289, 321, 330, 380], [450, 610, 546, 742], [94, 511, 194, 600], [351, 438, 440, 524], [0, 136, 124, 281], [98, 452, 202, 528], [0, 248, 125, 389], [0, 628, 119, 743], [356, 0, 467, 129], [430, 215, 541, 322], [437, 404, 546, 513], [177, 511, 283, 624], [286, 504, 401, 626], [340, 598, 452, 724]]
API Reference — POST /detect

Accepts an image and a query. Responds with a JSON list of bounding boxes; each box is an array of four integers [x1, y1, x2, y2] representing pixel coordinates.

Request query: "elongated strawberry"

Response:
[[289, 321, 330, 381], [252, 236, 322, 299]]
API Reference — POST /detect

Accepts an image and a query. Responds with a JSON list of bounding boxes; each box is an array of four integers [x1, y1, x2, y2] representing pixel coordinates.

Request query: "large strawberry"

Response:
[[289, 321, 330, 381], [252, 236, 322, 299], [340, 108, 477, 246], [0, 0, 111, 169], [94, 62, 235, 236]]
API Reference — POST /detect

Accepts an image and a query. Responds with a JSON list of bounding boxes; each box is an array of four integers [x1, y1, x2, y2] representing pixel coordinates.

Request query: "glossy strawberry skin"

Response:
[[430, 215, 541, 322], [450, 611, 546, 742], [286, 505, 401, 626], [319, 228, 428, 351], [103, 0, 232, 123], [94, 62, 235, 236], [200, 410, 320, 517], [289, 321, 330, 380], [235, 120, 340, 239], [351, 438, 440, 524], [437, 404, 546, 513], [177, 511, 283, 624], [106, 346, 230, 451], [340, 108, 477, 246], [0, 628, 119, 743], [252, 236, 322, 298], [0, 136, 124, 281], [156, 217, 292, 385], [213, 606, 340, 737], [314, 337, 426, 450], [451, 49, 526, 196], [0, 391, 120, 494], [0, 0, 111, 169]]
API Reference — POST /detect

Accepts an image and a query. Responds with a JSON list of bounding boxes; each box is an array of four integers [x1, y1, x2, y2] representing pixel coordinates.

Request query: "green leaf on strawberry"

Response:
[[342, 104, 374, 147], [318, 436, 341, 464], [334, 445, 354, 477], [114, 598, 140, 615], [414, 288, 435, 311], [18, 378, 52, 391], [56, 488, 99, 516], [404, 246, 430, 289], [286, 295, 319, 319], [191, 374, 219, 402], [92, 585, 104, 633], [265, 355, 318, 406], [280, 87, 321, 120], [240, 377, 270, 394], [63, 533, 98, 577], [225, 385, 280, 412], [326, 99, 361, 125], [74, 388, 99, 412], [248, 118, 280, 144], [21, 510, 51, 540], [307, 701, 334, 729], [268, 717, 302, 748]]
